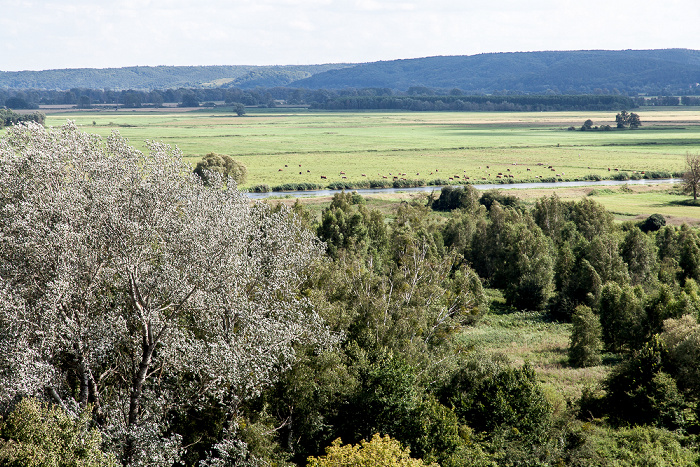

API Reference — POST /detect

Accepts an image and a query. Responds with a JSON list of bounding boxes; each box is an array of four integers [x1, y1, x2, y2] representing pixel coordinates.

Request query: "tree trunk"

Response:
[[123, 322, 156, 466]]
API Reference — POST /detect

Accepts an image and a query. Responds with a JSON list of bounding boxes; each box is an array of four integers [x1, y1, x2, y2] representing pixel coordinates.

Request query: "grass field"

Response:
[[38, 107, 700, 189]]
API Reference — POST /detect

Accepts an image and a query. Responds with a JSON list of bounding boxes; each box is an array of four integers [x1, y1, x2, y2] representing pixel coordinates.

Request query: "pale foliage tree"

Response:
[[0, 122, 330, 466]]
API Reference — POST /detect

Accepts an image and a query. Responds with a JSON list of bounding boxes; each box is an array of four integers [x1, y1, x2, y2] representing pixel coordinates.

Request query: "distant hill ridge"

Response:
[[2, 49, 700, 94], [0, 64, 352, 91]]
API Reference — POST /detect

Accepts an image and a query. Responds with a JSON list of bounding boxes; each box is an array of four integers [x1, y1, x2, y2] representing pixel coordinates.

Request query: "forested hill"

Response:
[[0, 64, 351, 91], [292, 49, 700, 94], [3, 49, 700, 94]]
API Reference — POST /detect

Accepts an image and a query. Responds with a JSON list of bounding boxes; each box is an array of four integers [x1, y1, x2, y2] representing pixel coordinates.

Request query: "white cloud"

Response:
[[1, 0, 699, 70]]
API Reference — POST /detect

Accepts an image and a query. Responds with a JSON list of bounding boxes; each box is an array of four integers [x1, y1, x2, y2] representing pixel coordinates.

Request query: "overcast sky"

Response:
[[2, 0, 699, 71]]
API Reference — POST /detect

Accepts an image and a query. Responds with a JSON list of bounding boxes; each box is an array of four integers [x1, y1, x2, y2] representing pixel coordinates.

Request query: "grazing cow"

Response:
[[307, 170, 310, 172], [340, 171, 345, 175], [321, 175, 327, 179], [278, 168, 283, 171], [527, 168, 531, 171], [342, 176, 347, 179], [362, 174, 366, 177], [383, 176, 388, 179]]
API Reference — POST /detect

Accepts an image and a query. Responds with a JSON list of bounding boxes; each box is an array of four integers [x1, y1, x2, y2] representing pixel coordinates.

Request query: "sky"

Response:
[[2, 0, 700, 71]]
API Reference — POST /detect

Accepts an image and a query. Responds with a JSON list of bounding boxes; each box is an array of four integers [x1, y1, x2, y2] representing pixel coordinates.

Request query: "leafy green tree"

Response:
[[585, 233, 629, 284], [317, 192, 386, 259], [430, 185, 480, 212], [661, 314, 700, 397], [180, 91, 199, 107], [232, 102, 246, 116], [0, 398, 118, 466], [603, 338, 688, 430], [193, 152, 248, 185], [677, 226, 700, 282], [570, 198, 614, 241], [440, 358, 552, 445], [598, 282, 646, 352], [620, 227, 657, 285], [568, 305, 603, 367], [640, 213, 666, 233], [580, 119, 594, 130], [551, 238, 603, 318], [533, 193, 571, 240], [615, 110, 629, 128], [501, 221, 555, 310], [628, 112, 642, 128]]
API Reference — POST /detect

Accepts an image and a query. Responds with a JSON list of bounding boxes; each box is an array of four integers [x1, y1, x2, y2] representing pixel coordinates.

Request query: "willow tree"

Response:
[[0, 122, 330, 466]]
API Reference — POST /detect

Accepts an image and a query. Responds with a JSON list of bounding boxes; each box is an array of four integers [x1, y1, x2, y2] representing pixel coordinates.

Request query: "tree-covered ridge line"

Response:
[[0, 63, 352, 91], [295, 49, 700, 95], [3, 49, 700, 96]]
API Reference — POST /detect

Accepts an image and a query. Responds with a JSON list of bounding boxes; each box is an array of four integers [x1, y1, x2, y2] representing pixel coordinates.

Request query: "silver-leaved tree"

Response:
[[0, 122, 330, 466]]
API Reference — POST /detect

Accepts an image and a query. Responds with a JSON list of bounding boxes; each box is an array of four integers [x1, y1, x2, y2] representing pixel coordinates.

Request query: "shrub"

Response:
[[393, 179, 425, 188], [612, 171, 631, 181], [271, 182, 324, 191], [0, 398, 118, 466], [307, 434, 437, 467], [643, 171, 672, 179], [369, 179, 393, 188], [327, 180, 370, 190], [250, 184, 271, 193]]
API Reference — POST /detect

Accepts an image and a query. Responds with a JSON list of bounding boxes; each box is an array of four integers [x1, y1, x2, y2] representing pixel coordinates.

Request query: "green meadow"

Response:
[[42, 107, 700, 189]]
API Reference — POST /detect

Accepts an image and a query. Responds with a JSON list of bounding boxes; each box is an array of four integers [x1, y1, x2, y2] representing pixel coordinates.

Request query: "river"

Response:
[[245, 178, 682, 200]]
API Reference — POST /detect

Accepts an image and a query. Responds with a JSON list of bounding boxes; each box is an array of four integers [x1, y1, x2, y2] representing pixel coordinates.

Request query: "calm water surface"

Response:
[[245, 178, 681, 200]]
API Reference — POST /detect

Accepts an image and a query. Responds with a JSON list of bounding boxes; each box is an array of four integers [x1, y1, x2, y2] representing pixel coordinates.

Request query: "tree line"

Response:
[[7, 86, 700, 112]]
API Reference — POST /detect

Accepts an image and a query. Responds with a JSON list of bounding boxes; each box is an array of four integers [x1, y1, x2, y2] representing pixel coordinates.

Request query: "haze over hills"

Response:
[[1, 49, 700, 95]]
